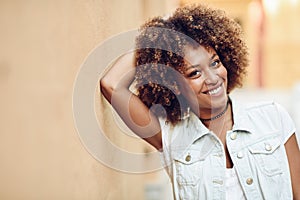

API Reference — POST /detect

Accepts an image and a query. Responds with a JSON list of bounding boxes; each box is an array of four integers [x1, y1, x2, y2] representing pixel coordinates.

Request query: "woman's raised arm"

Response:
[[100, 52, 162, 150]]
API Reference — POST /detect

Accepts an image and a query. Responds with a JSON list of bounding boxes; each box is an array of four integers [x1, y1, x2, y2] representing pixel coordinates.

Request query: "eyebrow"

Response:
[[185, 53, 218, 70]]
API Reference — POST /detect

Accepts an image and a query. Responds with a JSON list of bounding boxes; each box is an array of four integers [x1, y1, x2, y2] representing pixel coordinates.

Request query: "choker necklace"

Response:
[[200, 99, 230, 122]]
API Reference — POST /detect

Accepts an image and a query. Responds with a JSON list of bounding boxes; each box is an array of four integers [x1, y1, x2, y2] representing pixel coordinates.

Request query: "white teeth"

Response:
[[208, 86, 221, 95]]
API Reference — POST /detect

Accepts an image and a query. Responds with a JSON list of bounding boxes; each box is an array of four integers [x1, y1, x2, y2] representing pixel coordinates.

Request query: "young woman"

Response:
[[100, 4, 300, 200]]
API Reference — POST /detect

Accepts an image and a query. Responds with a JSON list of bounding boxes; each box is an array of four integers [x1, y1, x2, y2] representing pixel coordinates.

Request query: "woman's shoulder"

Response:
[[243, 100, 277, 110], [242, 100, 292, 122], [236, 99, 287, 117], [233, 98, 296, 142]]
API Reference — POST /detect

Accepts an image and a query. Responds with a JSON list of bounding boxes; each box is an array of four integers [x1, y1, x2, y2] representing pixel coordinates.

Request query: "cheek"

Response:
[[179, 79, 200, 99], [188, 79, 205, 93], [219, 66, 228, 80], [219, 66, 228, 91]]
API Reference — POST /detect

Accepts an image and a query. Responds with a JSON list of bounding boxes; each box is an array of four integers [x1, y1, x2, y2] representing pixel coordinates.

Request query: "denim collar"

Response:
[[170, 97, 254, 152]]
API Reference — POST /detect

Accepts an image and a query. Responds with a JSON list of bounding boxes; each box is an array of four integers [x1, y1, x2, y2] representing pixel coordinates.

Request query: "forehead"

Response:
[[183, 45, 216, 66]]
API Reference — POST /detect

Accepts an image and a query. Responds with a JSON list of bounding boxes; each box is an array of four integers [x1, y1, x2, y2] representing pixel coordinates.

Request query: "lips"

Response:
[[208, 85, 222, 95], [203, 84, 222, 95]]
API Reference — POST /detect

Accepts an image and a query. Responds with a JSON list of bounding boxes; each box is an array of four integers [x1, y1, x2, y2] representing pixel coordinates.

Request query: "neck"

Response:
[[200, 99, 230, 122], [203, 101, 233, 137]]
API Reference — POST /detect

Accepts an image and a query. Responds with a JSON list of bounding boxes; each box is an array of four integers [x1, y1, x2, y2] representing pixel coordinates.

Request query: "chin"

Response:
[[209, 94, 228, 109]]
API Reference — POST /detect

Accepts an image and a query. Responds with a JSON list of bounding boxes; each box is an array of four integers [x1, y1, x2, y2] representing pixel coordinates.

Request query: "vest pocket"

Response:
[[248, 136, 283, 176], [173, 149, 205, 200], [174, 149, 205, 186]]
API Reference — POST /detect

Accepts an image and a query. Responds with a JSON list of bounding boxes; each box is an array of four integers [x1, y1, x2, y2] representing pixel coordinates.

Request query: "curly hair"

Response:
[[134, 4, 249, 125]]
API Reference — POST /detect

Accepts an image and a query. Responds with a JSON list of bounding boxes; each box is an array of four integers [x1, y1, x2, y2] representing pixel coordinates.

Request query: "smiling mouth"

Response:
[[204, 85, 222, 95]]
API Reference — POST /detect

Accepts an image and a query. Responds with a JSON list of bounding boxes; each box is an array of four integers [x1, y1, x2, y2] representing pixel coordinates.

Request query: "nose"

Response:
[[203, 69, 218, 85]]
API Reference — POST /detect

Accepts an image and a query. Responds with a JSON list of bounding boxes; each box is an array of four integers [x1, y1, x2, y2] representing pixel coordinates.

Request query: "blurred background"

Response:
[[0, 0, 300, 199]]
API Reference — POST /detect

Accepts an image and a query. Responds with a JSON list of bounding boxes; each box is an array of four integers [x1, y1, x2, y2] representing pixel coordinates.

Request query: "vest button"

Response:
[[246, 178, 253, 185], [185, 154, 191, 162], [265, 144, 272, 151], [237, 152, 244, 159], [230, 132, 237, 140]]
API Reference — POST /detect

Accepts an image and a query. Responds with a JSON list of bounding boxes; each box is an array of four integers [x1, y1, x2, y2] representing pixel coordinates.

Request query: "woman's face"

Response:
[[180, 45, 228, 118]]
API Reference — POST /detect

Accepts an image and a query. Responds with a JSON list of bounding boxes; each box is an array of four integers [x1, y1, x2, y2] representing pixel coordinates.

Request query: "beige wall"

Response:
[[0, 0, 177, 199]]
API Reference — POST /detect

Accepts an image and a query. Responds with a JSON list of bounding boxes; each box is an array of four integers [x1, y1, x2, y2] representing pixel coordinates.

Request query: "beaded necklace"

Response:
[[200, 99, 229, 122]]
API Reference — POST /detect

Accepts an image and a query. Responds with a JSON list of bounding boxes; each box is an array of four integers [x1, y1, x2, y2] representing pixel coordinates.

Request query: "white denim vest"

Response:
[[159, 99, 295, 200]]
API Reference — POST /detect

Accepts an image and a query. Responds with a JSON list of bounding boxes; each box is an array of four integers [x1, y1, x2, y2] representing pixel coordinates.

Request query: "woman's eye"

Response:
[[188, 70, 201, 78], [211, 59, 220, 67]]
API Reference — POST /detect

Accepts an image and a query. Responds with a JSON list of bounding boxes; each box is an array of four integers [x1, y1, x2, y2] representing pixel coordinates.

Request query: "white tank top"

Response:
[[225, 166, 246, 200]]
